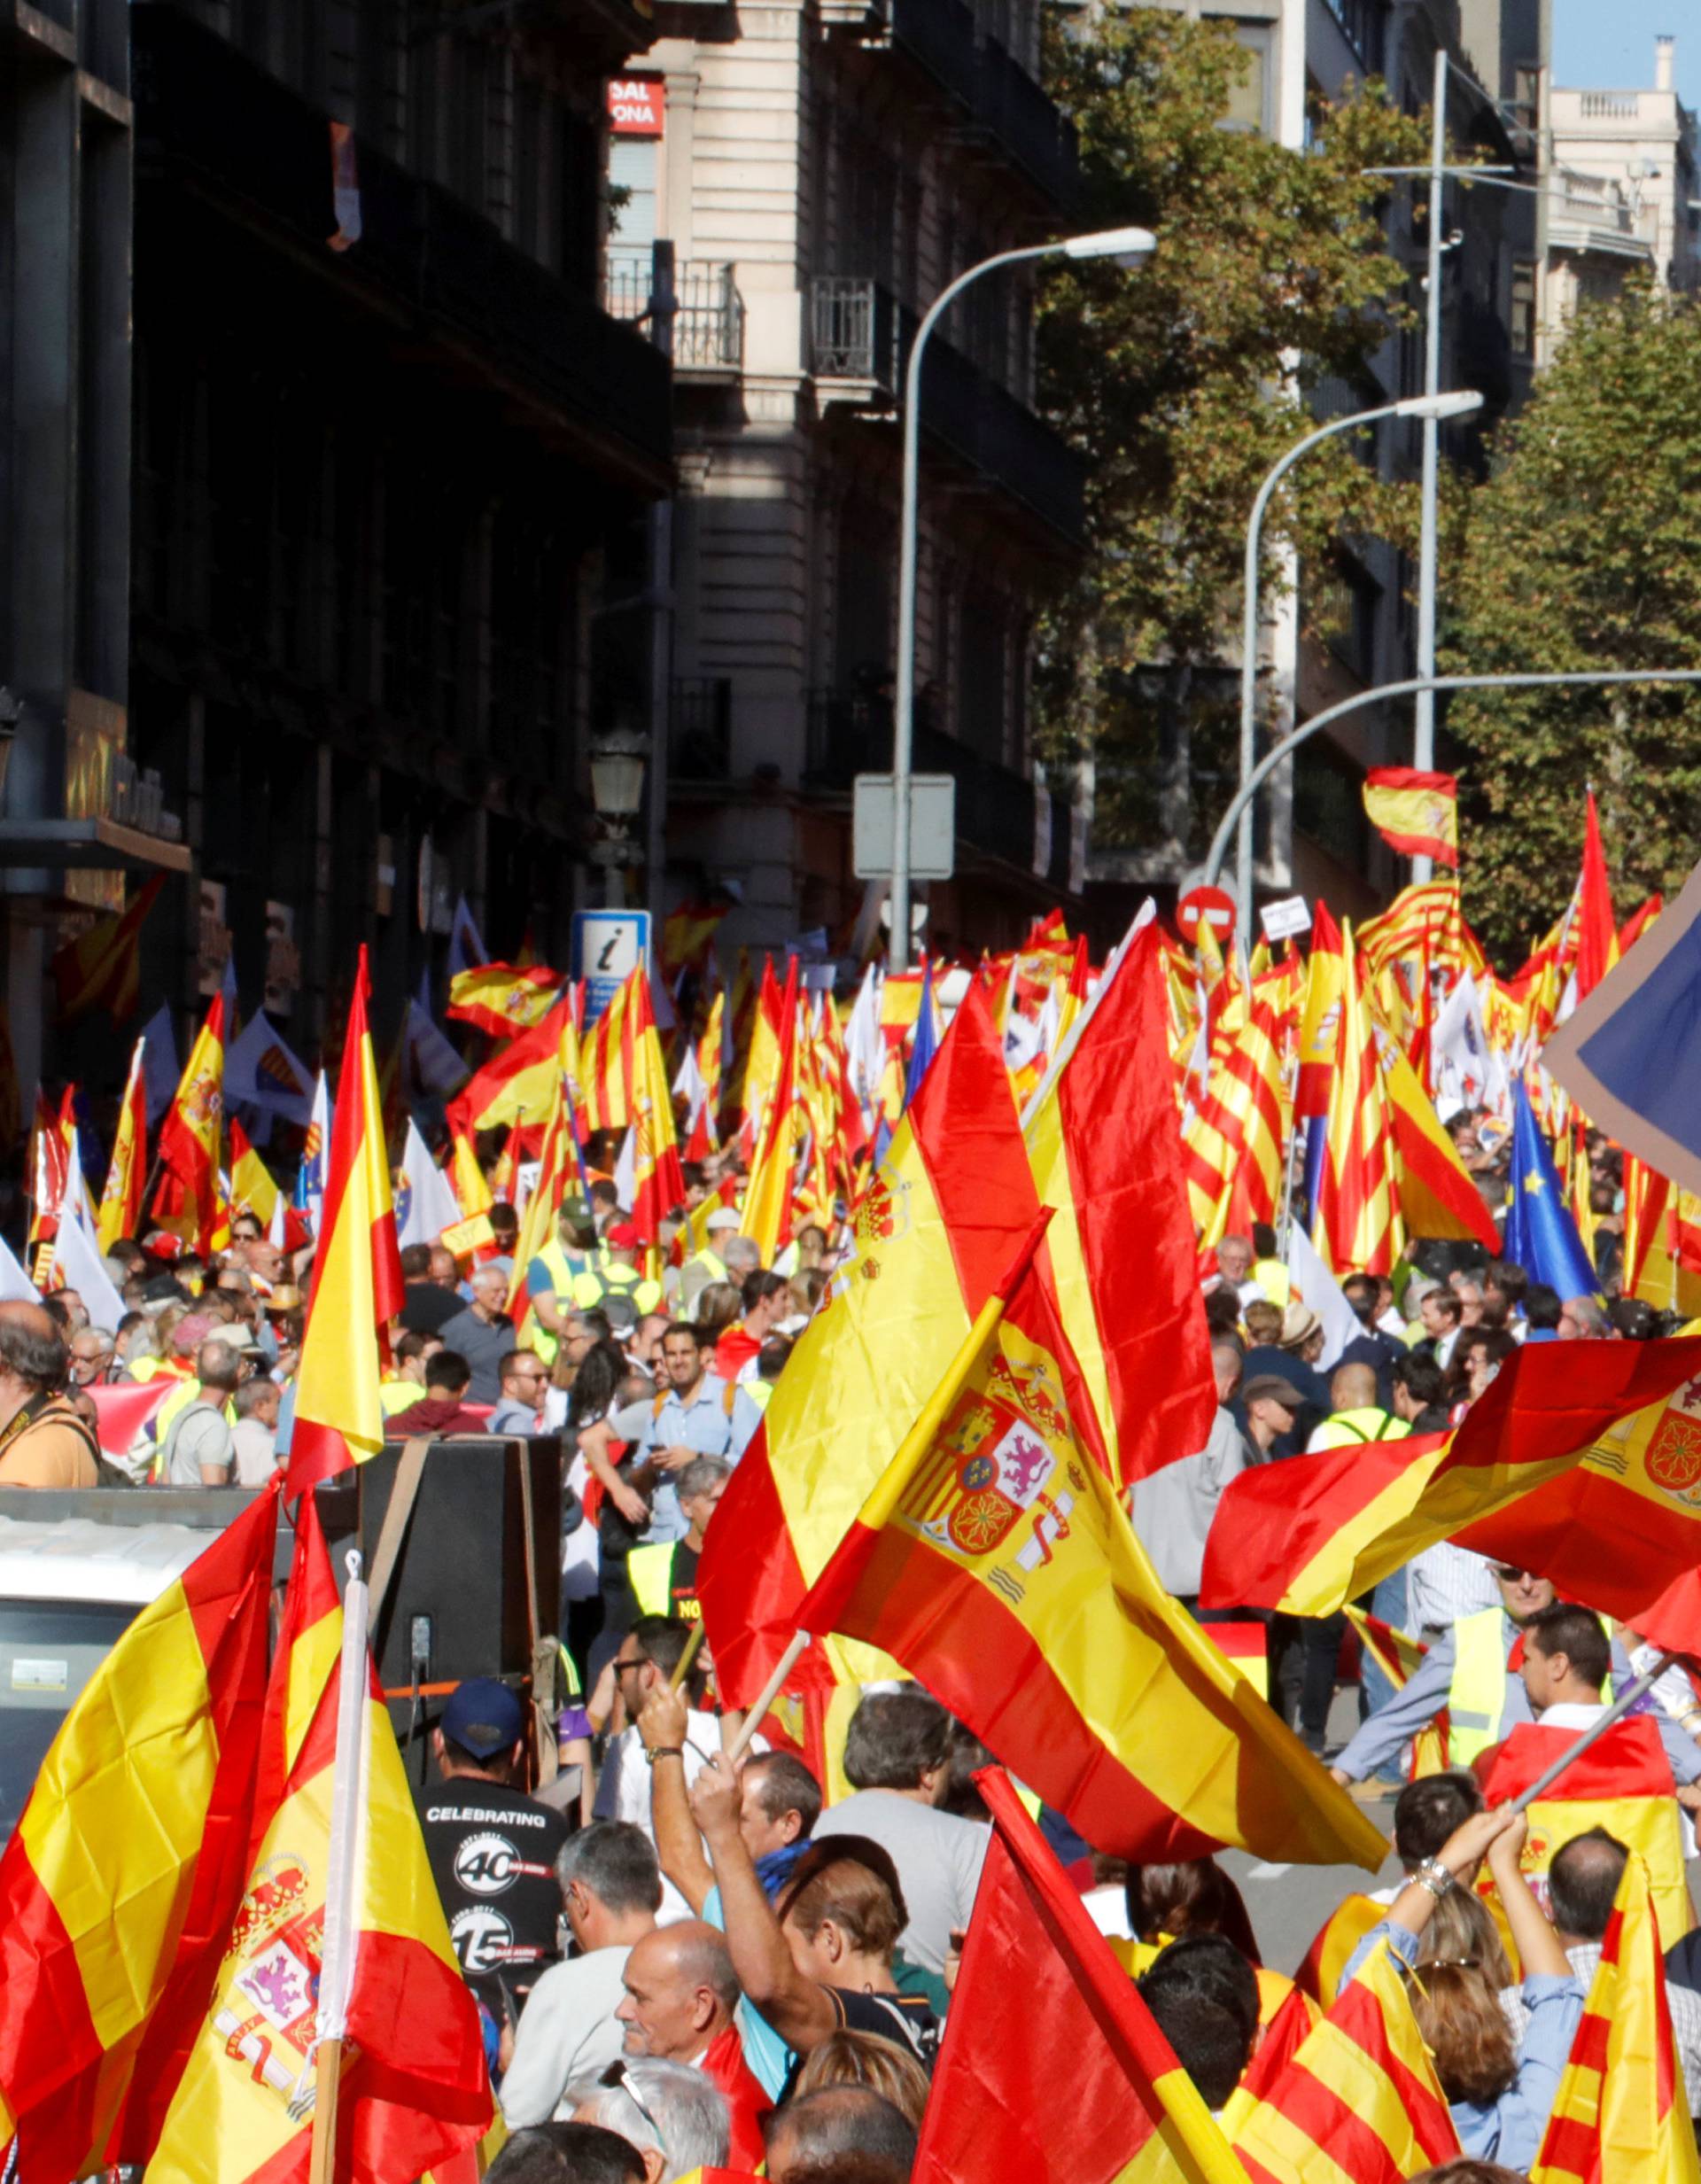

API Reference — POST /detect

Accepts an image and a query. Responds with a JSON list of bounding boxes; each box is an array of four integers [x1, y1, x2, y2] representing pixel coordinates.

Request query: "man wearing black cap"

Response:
[[420, 1676, 572, 2016]]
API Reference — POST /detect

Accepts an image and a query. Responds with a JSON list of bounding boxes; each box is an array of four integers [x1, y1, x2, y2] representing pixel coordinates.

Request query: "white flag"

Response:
[[395, 1118, 462, 1252], [1285, 1218, 1362, 1375]]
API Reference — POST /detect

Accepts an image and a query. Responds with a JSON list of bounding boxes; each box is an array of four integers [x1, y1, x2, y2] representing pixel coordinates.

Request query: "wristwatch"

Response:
[[644, 1745, 684, 1767], [1414, 1856, 1456, 1900]]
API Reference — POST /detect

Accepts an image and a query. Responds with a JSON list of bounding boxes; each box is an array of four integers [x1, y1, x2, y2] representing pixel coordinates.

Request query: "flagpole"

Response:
[[310, 1549, 373, 2184], [724, 1630, 812, 1766], [1505, 1652, 1679, 1815]]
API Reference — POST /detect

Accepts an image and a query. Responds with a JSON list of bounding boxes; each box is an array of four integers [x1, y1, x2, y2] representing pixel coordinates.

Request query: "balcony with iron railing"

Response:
[[605, 256, 746, 374], [967, 35, 1079, 206], [803, 688, 1070, 887], [669, 677, 733, 781], [807, 278, 1085, 546]]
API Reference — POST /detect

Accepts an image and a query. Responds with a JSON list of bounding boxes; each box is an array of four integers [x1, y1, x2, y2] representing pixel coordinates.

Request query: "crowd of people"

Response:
[[2, 1086, 1695, 2184]]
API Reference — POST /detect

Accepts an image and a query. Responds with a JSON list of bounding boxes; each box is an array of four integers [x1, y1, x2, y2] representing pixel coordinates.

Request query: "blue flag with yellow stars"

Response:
[[1503, 1081, 1598, 1298]]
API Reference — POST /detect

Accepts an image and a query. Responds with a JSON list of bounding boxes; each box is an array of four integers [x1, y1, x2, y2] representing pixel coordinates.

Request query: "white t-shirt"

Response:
[[592, 1711, 766, 1924], [499, 1944, 633, 2126]]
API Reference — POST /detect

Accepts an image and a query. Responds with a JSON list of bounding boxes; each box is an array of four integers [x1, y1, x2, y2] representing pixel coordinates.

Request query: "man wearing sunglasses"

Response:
[[1332, 1562, 1701, 1793]]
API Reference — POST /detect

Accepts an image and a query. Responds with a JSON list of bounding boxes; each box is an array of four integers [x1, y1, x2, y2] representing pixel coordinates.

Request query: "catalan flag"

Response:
[[913, 1767, 1251, 2184], [0, 1486, 277, 2176], [578, 967, 641, 1135], [1361, 768, 1459, 868], [1225, 1939, 1462, 2184], [50, 873, 165, 1024], [1181, 995, 1291, 1247], [97, 1037, 148, 1253], [147, 1494, 491, 2184], [153, 993, 226, 1256], [284, 947, 405, 1496], [446, 959, 561, 1041], [697, 981, 1041, 1709], [1023, 921, 1216, 1488], [1291, 1898, 1386, 2011], [800, 1216, 1386, 1869], [1533, 1848, 1700, 2184], [1200, 1333, 1701, 1621], [1311, 928, 1400, 1276], [1342, 1605, 1448, 1776]]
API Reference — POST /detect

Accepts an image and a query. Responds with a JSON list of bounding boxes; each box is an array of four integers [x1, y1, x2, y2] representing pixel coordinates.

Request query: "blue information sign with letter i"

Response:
[[572, 910, 650, 1025]]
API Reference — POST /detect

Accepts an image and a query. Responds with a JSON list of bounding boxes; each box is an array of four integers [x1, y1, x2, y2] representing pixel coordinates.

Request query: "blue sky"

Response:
[[1553, 2, 1700, 106]]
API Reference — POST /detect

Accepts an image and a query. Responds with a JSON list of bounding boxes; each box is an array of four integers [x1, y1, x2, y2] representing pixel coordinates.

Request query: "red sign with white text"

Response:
[[609, 78, 664, 137]]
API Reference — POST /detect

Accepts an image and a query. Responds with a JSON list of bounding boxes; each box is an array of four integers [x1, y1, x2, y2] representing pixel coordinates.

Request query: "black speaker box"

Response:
[[315, 1437, 561, 1738]]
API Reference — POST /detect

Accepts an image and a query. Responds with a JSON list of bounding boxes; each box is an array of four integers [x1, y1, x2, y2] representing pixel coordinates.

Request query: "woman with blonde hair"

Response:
[[790, 2030, 930, 2127]]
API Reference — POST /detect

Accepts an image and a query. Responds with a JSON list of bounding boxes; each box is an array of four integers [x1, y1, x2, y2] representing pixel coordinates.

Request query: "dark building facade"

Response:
[[2, 0, 671, 1097]]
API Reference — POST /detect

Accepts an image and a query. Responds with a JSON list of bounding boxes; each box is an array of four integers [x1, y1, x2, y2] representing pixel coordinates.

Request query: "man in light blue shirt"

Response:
[[616, 1322, 761, 1544]]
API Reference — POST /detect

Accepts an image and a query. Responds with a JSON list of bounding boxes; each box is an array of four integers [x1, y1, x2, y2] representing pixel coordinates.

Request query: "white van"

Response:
[[0, 1516, 213, 1839]]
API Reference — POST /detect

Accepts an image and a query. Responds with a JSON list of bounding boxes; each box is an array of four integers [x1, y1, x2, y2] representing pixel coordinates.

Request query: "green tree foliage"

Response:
[[1444, 282, 1701, 957], [1037, 11, 1428, 844]]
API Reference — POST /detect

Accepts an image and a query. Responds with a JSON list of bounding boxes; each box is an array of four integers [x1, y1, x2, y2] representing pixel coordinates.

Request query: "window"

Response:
[[957, 588, 1009, 764], [1293, 738, 1372, 869], [1321, 0, 1386, 74], [609, 136, 658, 276], [1218, 23, 1272, 135], [1511, 258, 1536, 357]]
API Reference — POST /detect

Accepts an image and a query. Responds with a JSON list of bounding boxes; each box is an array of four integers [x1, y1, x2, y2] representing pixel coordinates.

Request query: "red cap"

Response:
[[606, 1221, 641, 1248]]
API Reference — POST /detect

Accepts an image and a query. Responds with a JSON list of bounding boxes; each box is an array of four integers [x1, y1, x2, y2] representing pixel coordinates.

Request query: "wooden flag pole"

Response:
[[724, 1631, 811, 1765], [308, 2039, 345, 2184], [669, 1622, 705, 1690]]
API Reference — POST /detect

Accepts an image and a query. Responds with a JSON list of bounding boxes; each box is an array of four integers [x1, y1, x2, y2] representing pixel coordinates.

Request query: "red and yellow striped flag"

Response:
[[1312, 928, 1401, 1275], [284, 947, 405, 1496], [148, 1495, 491, 2184], [742, 957, 801, 1265], [1480, 1719, 1694, 1947], [629, 972, 686, 1249], [1182, 995, 1291, 1247], [1023, 921, 1216, 1488], [697, 981, 1035, 1708], [0, 1487, 279, 2175], [1361, 767, 1458, 867], [446, 960, 560, 1041], [51, 873, 165, 1024], [97, 1036, 148, 1253], [1343, 1605, 1449, 1776], [153, 993, 226, 1255], [913, 1766, 1251, 2184], [798, 1217, 1386, 1869], [577, 968, 640, 1135], [1225, 1938, 1462, 2184], [1534, 1848, 1700, 2184], [1201, 1334, 1701, 1621]]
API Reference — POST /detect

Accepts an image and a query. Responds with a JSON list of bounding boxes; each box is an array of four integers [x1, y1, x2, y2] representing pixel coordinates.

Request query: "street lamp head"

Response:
[[1394, 389, 1485, 422], [1055, 225, 1157, 267]]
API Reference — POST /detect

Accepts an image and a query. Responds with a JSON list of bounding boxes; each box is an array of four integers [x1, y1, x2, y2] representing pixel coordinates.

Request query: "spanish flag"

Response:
[[1294, 902, 1346, 1118], [50, 872, 165, 1024], [1478, 1718, 1694, 1946], [1023, 921, 1217, 1487], [742, 956, 801, 1265], [147, 1495, 491, 2184], [153, 992, 226, 1255], [1225, 1939, 1462, 2183], [505, 1069, 573, 1318], [697, 981, 1043, 1708], [629, 971, 686, 1249], [799, 1217, 1386, 1869], [913, 1766, 1251, 2184], [1533, 1848, 1699, 2184], [284, 947, 405, 1496], [447, 985, 579, 1145], [1576, 789, 1620, 1001], [1379, 1035, 1500, 1249], [661, 899, 730, 980], [1200, 1333, 1701, 1620], [446, 959, 561, 1041], [0, 1487, 278, 2175], [97, 1036, 148, 1253], [1361, 768, 1458, 867], [227, 1115, 281, 1231]]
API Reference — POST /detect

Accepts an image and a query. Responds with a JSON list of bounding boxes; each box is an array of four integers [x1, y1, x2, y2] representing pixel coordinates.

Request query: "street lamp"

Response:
[[889, 224, 1157, 972], [1233, 386, 1483, 938], [588, 727, 649, 906]]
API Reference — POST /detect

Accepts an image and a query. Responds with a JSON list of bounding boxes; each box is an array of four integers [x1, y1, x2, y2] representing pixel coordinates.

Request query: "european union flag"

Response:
[[902, 960, 939, 1113], [1546, 857, 1701, 1198], [1503, 1082, 1597, 1299]]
